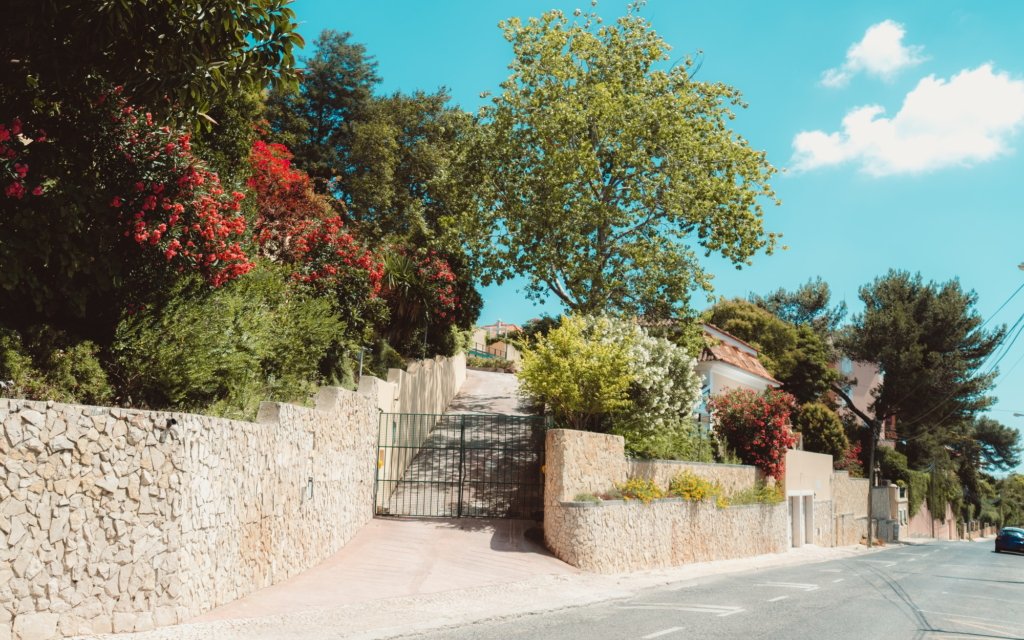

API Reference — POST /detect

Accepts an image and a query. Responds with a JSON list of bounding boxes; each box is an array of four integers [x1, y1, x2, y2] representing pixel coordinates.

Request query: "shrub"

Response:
[[518, 314, 702, 453], [0, 327, 112, 405], [728, 482, 785, 506], [467, 355, 513, 371], [616, 477, 665, 504], [667, 471, 722, 503], [794, 402, 849, 462], [573, 492, 601, 503], [707, 388, 797, 481], [111, 263, 344, 418], [518, 315, 634, 432]]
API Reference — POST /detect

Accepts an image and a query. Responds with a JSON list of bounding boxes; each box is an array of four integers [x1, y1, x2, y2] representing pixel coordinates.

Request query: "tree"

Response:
[[3, 1, 301, 122], [838, 270, 1004, 469], [705, 299, 839, 405], [265, 31, 484, 357], [750, 277, 847, 338], [794, 402, 849, 462], [465, 6, 778, 318]]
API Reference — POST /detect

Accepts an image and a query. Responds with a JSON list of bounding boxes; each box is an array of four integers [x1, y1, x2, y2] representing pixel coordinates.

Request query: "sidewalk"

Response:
[[73, 538, 882, 640]]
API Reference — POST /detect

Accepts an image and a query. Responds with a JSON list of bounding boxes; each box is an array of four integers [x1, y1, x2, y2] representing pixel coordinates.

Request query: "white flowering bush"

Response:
[[518, 314, 707, 459]]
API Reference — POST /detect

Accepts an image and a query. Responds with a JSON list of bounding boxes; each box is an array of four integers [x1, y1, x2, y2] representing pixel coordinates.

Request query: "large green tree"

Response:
[[838, 270, 1005, 469], [750, 277, 847, 339], [464, 6, 778, 318]]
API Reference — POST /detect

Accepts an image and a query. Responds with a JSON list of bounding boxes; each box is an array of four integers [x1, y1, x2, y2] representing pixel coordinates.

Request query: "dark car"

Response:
[[995, 527, 1024, 553]]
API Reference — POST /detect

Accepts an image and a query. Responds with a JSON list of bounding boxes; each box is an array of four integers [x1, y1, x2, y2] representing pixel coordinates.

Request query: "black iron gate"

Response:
[[374, 413, 548, 519]]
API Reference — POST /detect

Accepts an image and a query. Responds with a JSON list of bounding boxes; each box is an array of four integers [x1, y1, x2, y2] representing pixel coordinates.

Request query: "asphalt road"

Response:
[[408, 541, 1024, 640]]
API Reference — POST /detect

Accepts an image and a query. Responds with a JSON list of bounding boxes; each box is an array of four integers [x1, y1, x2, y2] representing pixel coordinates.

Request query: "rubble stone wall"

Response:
[[546, 499, 788, 573], [0, 387, 377, 640], [544, 429, 788, 572]]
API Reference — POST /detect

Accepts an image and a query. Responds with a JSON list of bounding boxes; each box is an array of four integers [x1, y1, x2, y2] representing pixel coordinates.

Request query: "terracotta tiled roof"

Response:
[[700, 335, 780, 385]]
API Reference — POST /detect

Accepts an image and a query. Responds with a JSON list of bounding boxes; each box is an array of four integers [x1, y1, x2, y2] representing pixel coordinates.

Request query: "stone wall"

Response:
[[386, 353, 466, 416], [546, 499, 788, 573], [0, 387, 378, 640], [906, 499, 957, 540], [832, 471, 869, 546], [544, 429, 788, 573]]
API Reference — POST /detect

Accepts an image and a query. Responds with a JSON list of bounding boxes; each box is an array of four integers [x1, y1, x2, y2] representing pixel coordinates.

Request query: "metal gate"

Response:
[[374, 413, 548, 519]]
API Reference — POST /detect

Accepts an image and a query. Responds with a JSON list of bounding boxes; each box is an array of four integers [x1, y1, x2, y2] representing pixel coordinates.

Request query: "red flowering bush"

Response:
[[247, 139, 333, 258], [104, 88, 254, 287], [707, 388, 797, 481], [1, 118, 47, 200], [289, 215, 384, 299]]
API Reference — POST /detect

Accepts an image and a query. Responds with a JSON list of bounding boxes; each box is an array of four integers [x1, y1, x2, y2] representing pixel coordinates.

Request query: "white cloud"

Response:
[[822, 20, 926, 88], [792, 64, 1024, 176]]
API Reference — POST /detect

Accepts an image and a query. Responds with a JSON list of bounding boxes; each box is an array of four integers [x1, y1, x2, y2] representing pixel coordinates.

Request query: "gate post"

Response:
[[457, 415, 466, 517]]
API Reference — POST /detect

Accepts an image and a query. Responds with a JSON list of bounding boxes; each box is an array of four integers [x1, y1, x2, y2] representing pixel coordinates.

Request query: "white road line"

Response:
[[642, 627, 683, 639], [622, 604, 745, 617], [832, 578, 844, 583], [768, 596, 789, 602], [757, 582, 820, 591], [819, 569, 842, 573]]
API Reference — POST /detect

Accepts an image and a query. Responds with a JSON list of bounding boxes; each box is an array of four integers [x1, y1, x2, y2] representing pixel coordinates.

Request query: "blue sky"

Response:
[[292, 1, 1024, 441]]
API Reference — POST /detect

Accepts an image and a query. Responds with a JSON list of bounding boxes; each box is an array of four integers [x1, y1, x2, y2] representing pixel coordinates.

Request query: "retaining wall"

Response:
[[543, 429, 787, 573], [0, 388, 377, 640]]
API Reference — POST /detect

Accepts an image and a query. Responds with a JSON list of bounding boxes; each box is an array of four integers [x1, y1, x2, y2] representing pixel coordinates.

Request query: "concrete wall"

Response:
[[785, 450, 833, 501], [386, 353, 466, 416], [906, 499, 957, 540], [544, 429, 788, 573], [0, 387, 378, 640]]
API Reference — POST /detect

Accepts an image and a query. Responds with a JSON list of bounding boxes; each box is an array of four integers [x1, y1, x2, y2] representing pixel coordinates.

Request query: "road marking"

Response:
[[642, 628, 683, 639], [857, 559, 897, 567], [832, 578, 844, 583], [757, 581, 820, 591], [767, 596, 789, 602], [622, 604, 745, 617], [819, 569, 842, 573]]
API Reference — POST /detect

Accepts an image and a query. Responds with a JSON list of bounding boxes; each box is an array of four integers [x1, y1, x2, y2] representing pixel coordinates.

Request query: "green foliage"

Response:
[[466, 5, 778, 318], [794, 403, 849, 461], [878, 447, 929, 517], [3, 1, 302, 123], [466, 356, 513, 371], [517, 315, 634, 431], [572, 492, 601, 503], [705, 299, 840, 405], [668, 471, 722, 503], [840, 270, 1003, 469], [707, 388, 798, 481], [518, 315, 703, 457], [728, 482, 785, 506], [616, 477, 665, 504], [995, 474, 1024, 527], [0, 327, 112, 405], [111, 265, 343, 419], [620, 420, 714, 462], [750, 277, 847, 339]]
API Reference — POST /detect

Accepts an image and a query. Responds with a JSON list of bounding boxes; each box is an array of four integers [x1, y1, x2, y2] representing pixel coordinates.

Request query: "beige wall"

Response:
[[386, 353, 466, 416], [544, 429, 788, 572], [546, 500, 789, 573], [832, 471, 870, 546], [906, 499, 958, 540], [785, 450, 833, 501], [0, 388, 378, 639]]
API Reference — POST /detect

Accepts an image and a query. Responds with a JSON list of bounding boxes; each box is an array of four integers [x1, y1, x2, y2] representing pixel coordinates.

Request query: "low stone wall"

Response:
[[387, 353, 466, 416], [546, 499, 788, 573], [813, 500, 833, 546], [1, 387, 377, 640], [629, 460, 759, 495], [544, 429, 788, 572]]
